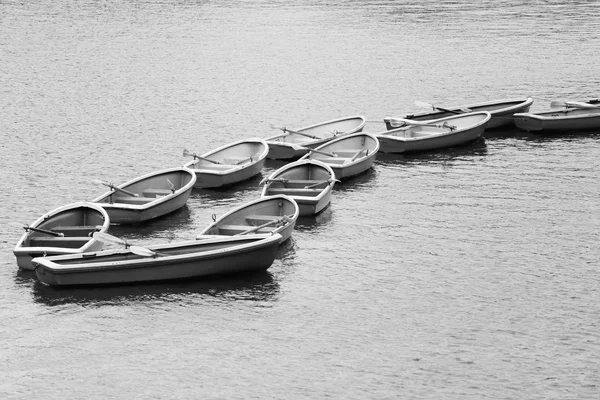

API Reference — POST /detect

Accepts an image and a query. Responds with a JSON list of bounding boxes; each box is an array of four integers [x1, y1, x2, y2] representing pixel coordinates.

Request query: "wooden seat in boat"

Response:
[[143, 188, 173, 197], [114, 196, 155, 205], [218, 224, 276, 235], [29, 236, 91, 248], [51, 225, 101, 236], [267, 188, 323, 197]]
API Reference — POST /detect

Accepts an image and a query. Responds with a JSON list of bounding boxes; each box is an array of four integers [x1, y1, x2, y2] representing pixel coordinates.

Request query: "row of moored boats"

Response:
[[14, 96, 600, 286]]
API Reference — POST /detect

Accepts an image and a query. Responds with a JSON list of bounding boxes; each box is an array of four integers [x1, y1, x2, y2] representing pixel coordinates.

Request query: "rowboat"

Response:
[[389, 97, 533, 130], [91, 167, 196, 224], [265, 116, 366, 160], [183, 138, 269, 188], [376, 111, 491, 154], [298, 132, 380, 180], [260, 159, 336, 216], [32, 234, 282, 286], [13, 202, 110, 270], [196, 195, 299, 243], [513, 99, 600, 133]]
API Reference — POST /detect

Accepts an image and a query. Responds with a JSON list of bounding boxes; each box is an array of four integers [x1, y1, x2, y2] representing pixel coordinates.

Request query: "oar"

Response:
[[236, 215, 292, 236], [350, 148, 366, 161], [270, 124, 319, 139], [182, 148, 221, 164], [92, 179, 139, 197], [10, 222, 64, 237], [387, 118, 457, 130], [414, 100, 467, 114], [259, 177, 288, 185], [304, 147, 338, 157], [550, 100, 600, 110], [167, 178, 176, 193], [304, 178, 340, 189], [92, 232, 164, 258]]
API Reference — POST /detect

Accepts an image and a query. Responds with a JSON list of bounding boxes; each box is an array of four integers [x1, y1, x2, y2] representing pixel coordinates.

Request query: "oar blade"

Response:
[[414, 100, 435, 110], [129, 245, 157, 257], [93, 232, 127, 246]]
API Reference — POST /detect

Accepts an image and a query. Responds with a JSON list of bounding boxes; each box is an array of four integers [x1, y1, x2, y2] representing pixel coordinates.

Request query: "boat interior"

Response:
[[26, 209, 106, 248]]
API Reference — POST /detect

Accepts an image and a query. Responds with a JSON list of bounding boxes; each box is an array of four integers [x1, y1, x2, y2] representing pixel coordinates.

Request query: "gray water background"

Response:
[[1, 1, 599, 399]]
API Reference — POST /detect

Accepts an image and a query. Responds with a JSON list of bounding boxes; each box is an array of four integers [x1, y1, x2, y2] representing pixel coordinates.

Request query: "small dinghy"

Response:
[[260, 159, 337, 216], [389, 97, 533, 130], [196, 195, 299, 243], [376, 111, 491, 154], [513, 99, 600, 133], [183, 138, 269, 188], [91, 167, 196, 224], [13, 202, 110, 270], [32, 233, 282, 287], [265, 116, 366, 160], [299, 132, 380, 180]]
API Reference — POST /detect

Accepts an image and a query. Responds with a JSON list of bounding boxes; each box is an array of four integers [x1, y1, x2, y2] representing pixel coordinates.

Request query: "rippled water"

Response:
[[1, 1, 599, 399]]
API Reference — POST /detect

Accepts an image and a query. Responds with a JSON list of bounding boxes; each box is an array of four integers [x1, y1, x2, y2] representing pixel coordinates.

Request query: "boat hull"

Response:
[[196, 195, 299, 243], [92, 167, 196, 224], [261, 160, 336, 216], [377, 112, 490, 154], [32, 235, 281, 286], [393, 97, 533, 130], [13, 202, 110, 270], [513, 108, 600, 132], [299, 132, 380, 180], [265, 116, 366, 160], [184, 139, 268, 188]]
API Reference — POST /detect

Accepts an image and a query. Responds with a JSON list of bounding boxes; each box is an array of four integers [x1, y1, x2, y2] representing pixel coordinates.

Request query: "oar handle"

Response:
[[26, 226, 64, 237]]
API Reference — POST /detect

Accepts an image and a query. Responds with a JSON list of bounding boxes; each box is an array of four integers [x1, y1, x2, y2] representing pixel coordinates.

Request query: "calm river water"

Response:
[[1, 1, 599, 399]]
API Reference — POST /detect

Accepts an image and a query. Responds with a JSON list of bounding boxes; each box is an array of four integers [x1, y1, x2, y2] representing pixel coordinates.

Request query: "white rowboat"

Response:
[[265, 116, 366, 160], [92, 167, 196, 224], [13, 202, 110, 270], [393, 97, 533, 130], [376, 112, 491, 154], [183, 138, 268, 188], [196, 195, 299, 243], [514, 99, 600, 133], [299, 132, 380, 180], [32, 234, 282, 286], [261, 159, 336, 216]]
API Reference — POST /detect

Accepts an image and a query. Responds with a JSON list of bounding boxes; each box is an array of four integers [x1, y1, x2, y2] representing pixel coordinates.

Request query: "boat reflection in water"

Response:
[[30, 270, 280, 307]]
